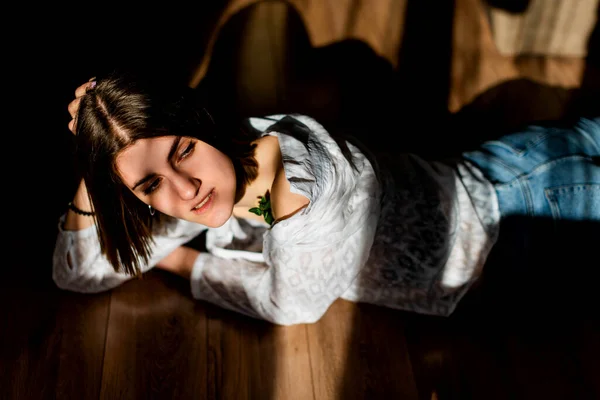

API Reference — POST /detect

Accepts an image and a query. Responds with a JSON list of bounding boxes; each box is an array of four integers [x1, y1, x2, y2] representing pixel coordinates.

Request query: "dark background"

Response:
[[10, 4, 233, 256]]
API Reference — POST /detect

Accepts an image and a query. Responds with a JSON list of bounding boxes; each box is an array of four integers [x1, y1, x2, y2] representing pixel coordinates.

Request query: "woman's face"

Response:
[[116, 136, 237, 227]]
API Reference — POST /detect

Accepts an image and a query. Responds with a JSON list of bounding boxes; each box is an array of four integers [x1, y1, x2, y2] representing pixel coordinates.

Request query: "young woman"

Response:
[[54, 70, 600, 325]]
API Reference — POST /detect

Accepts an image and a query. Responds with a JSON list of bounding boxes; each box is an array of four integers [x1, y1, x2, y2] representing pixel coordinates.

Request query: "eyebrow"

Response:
[[131, 137, 182, 190]]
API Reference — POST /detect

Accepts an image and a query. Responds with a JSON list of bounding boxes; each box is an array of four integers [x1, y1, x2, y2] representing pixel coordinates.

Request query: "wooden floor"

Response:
[[3, 0, 600, 399]]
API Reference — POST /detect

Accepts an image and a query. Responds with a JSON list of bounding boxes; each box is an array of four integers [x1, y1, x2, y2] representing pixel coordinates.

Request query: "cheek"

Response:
[[211, 156, 237, 208], [204, 153, 236, 183], [222, 158, 236, 180]]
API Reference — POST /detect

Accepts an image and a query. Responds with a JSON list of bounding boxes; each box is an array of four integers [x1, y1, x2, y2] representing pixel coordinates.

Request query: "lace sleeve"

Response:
[[52, 215, 206, 293], [190, 224, 376, 326]]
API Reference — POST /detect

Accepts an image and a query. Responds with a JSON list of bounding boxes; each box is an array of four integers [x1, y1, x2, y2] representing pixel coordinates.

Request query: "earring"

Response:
[[149, 205, 155, 216]]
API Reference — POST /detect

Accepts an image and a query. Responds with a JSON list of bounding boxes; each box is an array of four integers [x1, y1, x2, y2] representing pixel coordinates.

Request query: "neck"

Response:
[[235, 135, 281, 210]]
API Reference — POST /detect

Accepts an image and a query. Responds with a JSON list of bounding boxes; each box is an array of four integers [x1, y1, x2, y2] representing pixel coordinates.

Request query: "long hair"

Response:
[[75, 69, 258, 275]]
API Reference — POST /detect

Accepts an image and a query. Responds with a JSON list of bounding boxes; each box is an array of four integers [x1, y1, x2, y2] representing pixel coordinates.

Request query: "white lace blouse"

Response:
[[52, 114, 500, 325]]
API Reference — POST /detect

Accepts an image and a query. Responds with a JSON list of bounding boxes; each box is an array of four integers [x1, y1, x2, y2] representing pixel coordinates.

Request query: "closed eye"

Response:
[[143, 177, 162, 195], [178, 140, 196, 163], [137, 138, 196, 196]]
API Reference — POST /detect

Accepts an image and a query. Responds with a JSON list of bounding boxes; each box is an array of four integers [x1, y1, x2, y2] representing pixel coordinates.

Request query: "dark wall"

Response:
[[8, 5, 230, 261]]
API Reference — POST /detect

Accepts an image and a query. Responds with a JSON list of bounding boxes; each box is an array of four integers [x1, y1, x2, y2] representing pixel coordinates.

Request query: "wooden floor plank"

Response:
[[305, 301, 357, 400], [99, 271, 209, 400], [55, 292, 111, 399], [203, 302, 315, 400], [264, 326, 315, 400], [0, 243, 111, 400], [0, 287, 63, 400], [306, 300, 419, 400]]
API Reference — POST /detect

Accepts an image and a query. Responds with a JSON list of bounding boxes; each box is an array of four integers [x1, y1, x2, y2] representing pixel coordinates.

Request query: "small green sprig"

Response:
[[249, 191, 274, 225]]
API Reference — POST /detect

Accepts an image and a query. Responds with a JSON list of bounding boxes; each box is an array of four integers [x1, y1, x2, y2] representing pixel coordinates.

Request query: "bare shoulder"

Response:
[[270, 159, 310, 223]]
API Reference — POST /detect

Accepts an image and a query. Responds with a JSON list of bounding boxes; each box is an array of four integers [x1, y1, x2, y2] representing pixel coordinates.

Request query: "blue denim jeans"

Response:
[[461, 117, 600, 311], [463, 116, 600, 224]]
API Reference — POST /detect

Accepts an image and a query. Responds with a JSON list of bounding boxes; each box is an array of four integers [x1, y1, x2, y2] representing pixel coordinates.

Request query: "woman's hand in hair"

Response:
[[67, 78, 96, 134]]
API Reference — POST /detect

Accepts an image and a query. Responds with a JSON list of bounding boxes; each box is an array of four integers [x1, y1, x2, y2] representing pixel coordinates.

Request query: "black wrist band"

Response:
[[68, 201, 95, 216]]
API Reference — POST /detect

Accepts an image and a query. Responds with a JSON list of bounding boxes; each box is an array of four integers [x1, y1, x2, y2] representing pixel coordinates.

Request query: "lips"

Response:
[[191, 189, 214, 212]]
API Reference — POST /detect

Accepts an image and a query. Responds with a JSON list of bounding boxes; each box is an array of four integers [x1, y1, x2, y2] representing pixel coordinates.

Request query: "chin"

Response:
[[203, 205, 234, 228]]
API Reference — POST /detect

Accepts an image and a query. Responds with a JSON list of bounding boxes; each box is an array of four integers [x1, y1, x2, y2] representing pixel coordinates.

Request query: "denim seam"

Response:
[[527, 154, 593, 176], [484, 130, 554, 157], [545, 183, 600, 193], [477, 152, 534, 216], [519, 177, 534, 216], [473, 150, 523, 182], [517, 130, 554, 156], [544, 189, 561, 221], [495, 154, 593, 189]]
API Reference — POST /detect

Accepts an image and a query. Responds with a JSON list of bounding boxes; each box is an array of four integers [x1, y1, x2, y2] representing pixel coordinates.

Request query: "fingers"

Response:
[[68, 77, 96, 135], [68, 97, 81, 134], [75, 80, 95, 98], [68, 119, 76, 134], [68, 97, 81, 119]]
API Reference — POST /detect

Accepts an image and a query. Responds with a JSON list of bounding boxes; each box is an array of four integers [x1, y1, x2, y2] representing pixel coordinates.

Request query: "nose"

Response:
[[172, 173, 200, 200]]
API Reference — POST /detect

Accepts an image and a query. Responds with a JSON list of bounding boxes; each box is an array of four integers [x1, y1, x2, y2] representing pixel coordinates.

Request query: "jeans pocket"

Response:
[[545, 184, 600, 222]]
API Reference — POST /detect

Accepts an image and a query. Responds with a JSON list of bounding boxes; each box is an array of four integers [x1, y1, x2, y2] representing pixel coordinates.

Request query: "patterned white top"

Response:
[[52, 114, 500, 325]]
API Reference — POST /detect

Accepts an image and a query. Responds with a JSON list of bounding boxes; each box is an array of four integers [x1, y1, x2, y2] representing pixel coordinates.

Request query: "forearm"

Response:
[[63, 179, 95, 231], [155, 245, 200, 280]]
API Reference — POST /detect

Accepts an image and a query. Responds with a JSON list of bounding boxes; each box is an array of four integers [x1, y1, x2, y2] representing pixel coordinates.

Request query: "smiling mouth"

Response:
[[192, 190, 214, 211]]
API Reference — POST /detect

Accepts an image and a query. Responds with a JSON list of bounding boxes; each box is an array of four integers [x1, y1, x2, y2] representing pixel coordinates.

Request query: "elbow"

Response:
[[265, 306, 328, 326], [52, 259, 78, 292], [52, 274, 79, 293], [268, 316, 319, 327], [52, 247, 82, 292], [51, 269, 120, 294], [259, 293, 335, 326], [52, 264, 84, 293], [51, 260, 106, 294]]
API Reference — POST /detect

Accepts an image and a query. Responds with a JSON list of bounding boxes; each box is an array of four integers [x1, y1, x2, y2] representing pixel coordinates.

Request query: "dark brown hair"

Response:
[[75, 69, 258, 275]]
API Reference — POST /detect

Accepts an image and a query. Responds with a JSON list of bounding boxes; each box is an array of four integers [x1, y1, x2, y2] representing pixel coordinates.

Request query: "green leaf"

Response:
[[249, 207, 262, 215], [251, 191, 274, 225], [260, 200, 271, 211], [264, 212, 274, 225]]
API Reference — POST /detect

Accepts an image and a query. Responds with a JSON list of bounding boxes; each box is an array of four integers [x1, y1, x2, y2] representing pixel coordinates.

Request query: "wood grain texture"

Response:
[[100, 271, 209, 400], [306, 300, 419, 400]]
